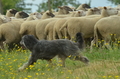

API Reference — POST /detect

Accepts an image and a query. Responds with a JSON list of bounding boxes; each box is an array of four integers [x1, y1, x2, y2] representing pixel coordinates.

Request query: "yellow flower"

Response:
[[102, 76, 106, 78], [68, 55, 71, 57], [110, 34, 113, 36], [115, 76, 119, 78], [61, 71, 64, 73], [66, 77, 69, 78], [108, 76, 112, 78], [105, 43, 109, 45], [36, 73, 39, 75], [41, 73, 45, 75], [27, 75, 32, 78], [118, 41, 120, 43], [38, 69, 41, 71]]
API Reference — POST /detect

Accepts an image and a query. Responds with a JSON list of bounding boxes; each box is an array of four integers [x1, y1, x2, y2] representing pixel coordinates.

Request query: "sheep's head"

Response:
[[102, 7, 118, 16], [15, 11, 29, 18], [19, 11, 29, 18], [9, 9, 18, 15], [6, 9, 18, 17], [58, 6, 72, 14], [63, 6, 73, 11], [77, 4, 91, 11], [82, 4, 91, 8], [46, 12, 55, 17], [92, 7, 101, 14]]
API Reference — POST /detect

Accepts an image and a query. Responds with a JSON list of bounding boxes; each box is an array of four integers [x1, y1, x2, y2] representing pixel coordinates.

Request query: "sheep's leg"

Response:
[[64, 28, 68, 39], [57, 30, 63, 39], [104, 36, 112, 50], [90, 39, 96, 53], [48, 32, 53, 40], [0, 41, 4, 49], [53, 29, 56, 40], [104, 41, 112, 50]]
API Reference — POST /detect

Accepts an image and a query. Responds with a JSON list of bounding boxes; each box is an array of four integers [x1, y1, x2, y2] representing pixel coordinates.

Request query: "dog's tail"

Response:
[[76, 32, 84, 50]]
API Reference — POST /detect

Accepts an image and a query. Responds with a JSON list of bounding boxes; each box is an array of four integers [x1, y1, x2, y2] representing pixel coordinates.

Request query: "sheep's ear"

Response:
[[19, 12, 23, 15], [91, 9, 93, 11], [58, 6, 63, 9], [103, 7, 107, 10], [78, 11, 81, 13], [46, 13, 50, 15]]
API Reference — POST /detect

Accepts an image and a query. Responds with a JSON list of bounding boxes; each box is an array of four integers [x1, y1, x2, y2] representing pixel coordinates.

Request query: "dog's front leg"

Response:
[[18, 56, 37, 72]]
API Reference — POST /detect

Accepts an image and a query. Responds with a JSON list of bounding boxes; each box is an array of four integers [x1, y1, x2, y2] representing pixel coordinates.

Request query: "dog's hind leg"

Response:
[[58, 55, 67, 67], [46, 59, 54, 66], [18, 56, 38, 71]]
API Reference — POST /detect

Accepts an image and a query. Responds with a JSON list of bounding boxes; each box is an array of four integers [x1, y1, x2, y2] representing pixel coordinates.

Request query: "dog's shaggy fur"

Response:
[[18, 32, 89, 71]]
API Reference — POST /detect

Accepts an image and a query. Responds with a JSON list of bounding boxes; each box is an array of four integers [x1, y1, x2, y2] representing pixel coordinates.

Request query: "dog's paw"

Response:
[[18, 67, 25, 72]]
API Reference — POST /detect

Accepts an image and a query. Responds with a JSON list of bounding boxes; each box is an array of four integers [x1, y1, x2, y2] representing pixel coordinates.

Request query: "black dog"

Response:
[[18, 32, 89, 71]]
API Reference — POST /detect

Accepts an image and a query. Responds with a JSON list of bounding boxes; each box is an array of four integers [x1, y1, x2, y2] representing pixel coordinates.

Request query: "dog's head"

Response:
[[20, 35, 38, 50]]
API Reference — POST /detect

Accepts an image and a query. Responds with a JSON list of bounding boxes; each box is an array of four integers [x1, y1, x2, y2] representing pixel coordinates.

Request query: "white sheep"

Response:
[[0, 20, 23, 49], [15, 11, 29, 18], [6, 9, 18, 17], [76, 4, 91, 11], [44, 20, 57, 40], [19, 11, 55, 38], [91, 15, 120, 50], [36, 18, 59, 40], [60, 7, 118, 42]]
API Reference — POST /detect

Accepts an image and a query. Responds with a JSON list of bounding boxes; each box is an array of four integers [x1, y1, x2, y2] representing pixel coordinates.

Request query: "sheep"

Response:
[[0, 20, 23, 49], [0, 16, 11, 25], [44, 20, 57, 40], [19, 11, 55, 38], [54, 6, 73, 15], [54, 10, 85, 18], [85, 8, 101, 16], [28, 12, 42, 20], [60, 7, 118, 44], [53, 18, 69, 40], [6, 9, 18, 17], [76, 4, 91, 11], [36, 18, 59, 40], [91, 15, 120, 50], [15, 11, 29, 18], [53, 10, 86, 40], [41, 11, 55, 19]]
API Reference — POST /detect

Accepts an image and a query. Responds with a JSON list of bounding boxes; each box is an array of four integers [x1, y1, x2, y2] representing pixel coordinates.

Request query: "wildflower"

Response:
[[27, 75, 32, 78], [41, 73, 45, 75], [46, 64, 49, 67], [110, 34, 113, 36], [108, 76, 112, 78], [102, 76, 106, 78], [66, 77, 69, 78], [104, 43, 109, 45], [115, 76, 119, 78], [118, 41, 120, 43], [36, 73, 39, 75], [65, 37, 67, 38], [102, 40, 104, 41], [68, 55, 71, 57], [38, 69, 41, 71], [61, 71, 64, 74]]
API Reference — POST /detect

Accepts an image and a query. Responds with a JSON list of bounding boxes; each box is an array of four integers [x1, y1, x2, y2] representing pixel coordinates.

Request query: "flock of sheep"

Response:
[[0, 4, 120, 50]]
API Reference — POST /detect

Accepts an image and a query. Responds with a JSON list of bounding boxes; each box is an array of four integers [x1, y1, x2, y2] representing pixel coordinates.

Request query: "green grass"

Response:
[[0, 47, 120, 79]]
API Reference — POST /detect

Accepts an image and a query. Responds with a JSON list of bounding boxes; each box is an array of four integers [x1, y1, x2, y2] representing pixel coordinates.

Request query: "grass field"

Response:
[[0, 47, 120, 79]]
